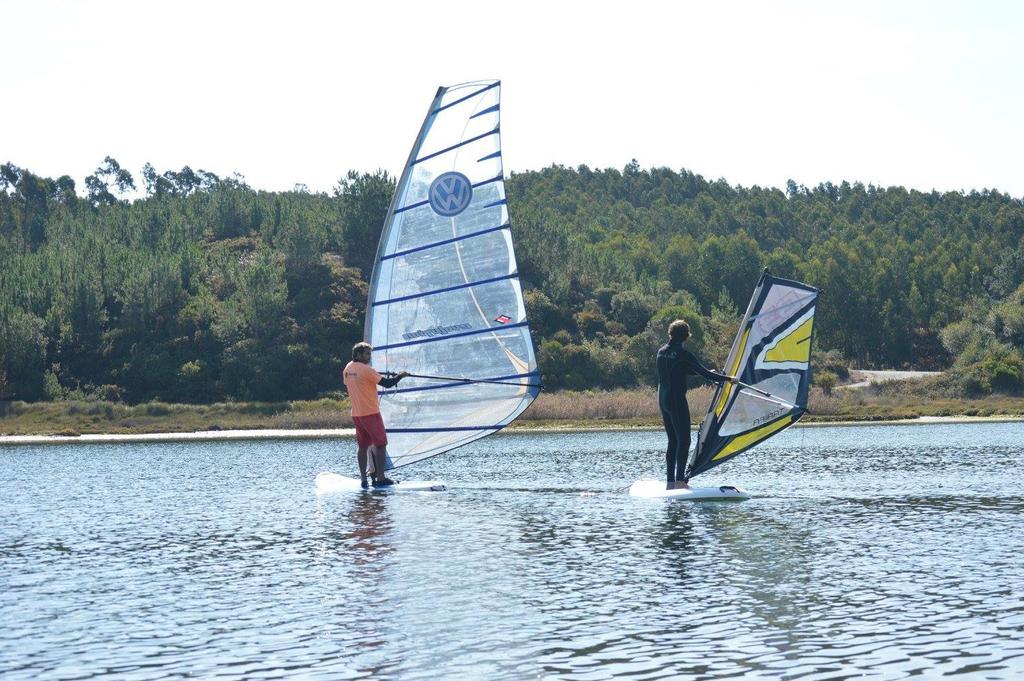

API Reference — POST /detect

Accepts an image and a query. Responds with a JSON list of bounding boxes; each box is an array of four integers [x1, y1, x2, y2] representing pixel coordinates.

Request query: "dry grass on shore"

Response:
[[0, 399, 352, 436], [522, 387, 714, 422], [2, 385, 1022, 437], [524, 385, 855, 423], [521, 385, 1024, 426]]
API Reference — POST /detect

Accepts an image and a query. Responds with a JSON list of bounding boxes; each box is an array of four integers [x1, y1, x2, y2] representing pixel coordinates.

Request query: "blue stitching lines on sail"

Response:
[[380, 223, 511, 261], [429, 81, 499, 115], [393, 175, 504, 214], [382, 371, 540, 395], [470, 103, 500, 119], [412, 128, 499, 166], [372, 272, 519, 307]]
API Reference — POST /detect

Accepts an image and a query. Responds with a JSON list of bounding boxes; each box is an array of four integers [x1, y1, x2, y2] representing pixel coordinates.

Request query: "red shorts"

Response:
[[353, 412, 388, 448]]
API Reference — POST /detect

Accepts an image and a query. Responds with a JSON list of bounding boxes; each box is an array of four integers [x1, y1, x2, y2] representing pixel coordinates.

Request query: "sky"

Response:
[[3, 0, 1024, 197]]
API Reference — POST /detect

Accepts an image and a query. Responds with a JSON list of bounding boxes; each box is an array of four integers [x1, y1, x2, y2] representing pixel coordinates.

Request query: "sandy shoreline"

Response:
[[1, 415, 1020, 446], [0, 428, 356, 446]]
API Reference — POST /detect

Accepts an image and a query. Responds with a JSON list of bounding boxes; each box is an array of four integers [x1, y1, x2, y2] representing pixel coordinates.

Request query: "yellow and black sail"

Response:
[[688, 270, 820, 478]]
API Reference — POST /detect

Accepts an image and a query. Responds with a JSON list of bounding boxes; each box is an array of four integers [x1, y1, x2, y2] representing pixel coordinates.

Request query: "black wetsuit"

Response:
[[656, 341, 728, 483]]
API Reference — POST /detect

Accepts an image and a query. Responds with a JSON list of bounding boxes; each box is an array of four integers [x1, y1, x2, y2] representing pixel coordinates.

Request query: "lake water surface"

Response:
[[2, 423, 1023, 679]]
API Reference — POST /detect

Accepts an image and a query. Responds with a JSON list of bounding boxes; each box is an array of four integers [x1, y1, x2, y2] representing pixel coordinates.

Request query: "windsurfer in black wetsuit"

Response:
[[657, 320, 736, 490]]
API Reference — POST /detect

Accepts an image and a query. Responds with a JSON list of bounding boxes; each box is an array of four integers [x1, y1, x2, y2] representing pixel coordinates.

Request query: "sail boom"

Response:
[[734, 380, 799, 410]]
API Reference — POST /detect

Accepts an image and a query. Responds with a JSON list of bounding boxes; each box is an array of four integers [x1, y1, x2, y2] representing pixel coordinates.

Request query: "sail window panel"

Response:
[[380, 367, 537, 397], [388, 138, 502, 225], [382, 222, 511, 263], [750, 287, 817, 345], [382, 390, 533, 466], [368, 277, 528, 349], [377, 321, 536, 381], [377, 236, 513, 302], [381, 382, 534, 434], [414, 117, 501, 168], [385, 185, 508, 258], [395, 171, 431, 213], [419, 88, 500, 160], [375, 277, 524, 339], [729, 285, 815, 384], [366, 257, 395, 338], [387, 430, 491, 466], [384, 204, 505, 262], [434, 80, 500, 112], [411, 134, 502, 179], [389, 164, 501, 226], [383, 385, 534, 426], [382, 386, 536, 428], [431, 80, 499, 117], [718, 374, 803, 437], [471, 143, 502, 178], [386, 398, 533, 466], [376, 327, 536, 432], [757, 372, 803, 405], [712, 415, 795, 463]]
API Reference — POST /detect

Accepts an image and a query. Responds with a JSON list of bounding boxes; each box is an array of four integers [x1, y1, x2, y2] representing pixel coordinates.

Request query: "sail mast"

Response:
[[365, 87, 444, 361]]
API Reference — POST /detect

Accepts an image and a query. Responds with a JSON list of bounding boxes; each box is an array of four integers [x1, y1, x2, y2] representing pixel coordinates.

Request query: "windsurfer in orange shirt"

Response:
[[342, 342, 408, 488]]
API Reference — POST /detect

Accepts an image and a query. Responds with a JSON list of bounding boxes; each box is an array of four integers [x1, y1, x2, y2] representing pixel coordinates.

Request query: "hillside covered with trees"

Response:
[[2, 159, 1022, 403]]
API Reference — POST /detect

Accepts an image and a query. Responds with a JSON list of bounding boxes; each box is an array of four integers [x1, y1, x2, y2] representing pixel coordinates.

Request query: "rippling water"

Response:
[[2, 422, 1023, 679]]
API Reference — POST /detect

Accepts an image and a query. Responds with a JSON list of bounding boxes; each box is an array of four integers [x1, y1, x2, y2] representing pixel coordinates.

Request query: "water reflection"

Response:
[[2, 423, 1023, 679], [315, 494, 395, 567], [312, 493, 397, 678]]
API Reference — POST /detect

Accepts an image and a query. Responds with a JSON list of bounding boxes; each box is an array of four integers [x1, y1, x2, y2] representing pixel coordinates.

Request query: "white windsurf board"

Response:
[[315, 472, 446, 494], [628, 479, 750, 501]]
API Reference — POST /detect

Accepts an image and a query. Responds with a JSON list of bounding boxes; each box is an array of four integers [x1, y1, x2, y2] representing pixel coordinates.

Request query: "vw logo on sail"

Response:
[[428, 172, 473, 217]]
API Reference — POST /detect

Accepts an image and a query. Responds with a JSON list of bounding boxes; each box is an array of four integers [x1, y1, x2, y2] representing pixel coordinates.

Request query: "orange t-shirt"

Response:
[[343, 361, 382, 417]]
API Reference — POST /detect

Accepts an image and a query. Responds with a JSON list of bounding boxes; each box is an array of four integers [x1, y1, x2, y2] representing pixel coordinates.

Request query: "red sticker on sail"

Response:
[[494, 314, 512, 324]]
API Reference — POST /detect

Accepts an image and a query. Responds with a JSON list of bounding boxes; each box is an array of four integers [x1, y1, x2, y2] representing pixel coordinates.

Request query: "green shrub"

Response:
[[816, 349, 850, 381], [815, 371, 838, 396], [538, 341, 598, 390], [43, 371, 64, 400], [986, 352, 1024, 392], [93, 384, 123, 402], [142, 402, 172, 416]]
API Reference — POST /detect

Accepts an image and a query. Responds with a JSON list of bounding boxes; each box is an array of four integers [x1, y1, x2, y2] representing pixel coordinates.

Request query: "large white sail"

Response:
[[365, 81, 540, 470]]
